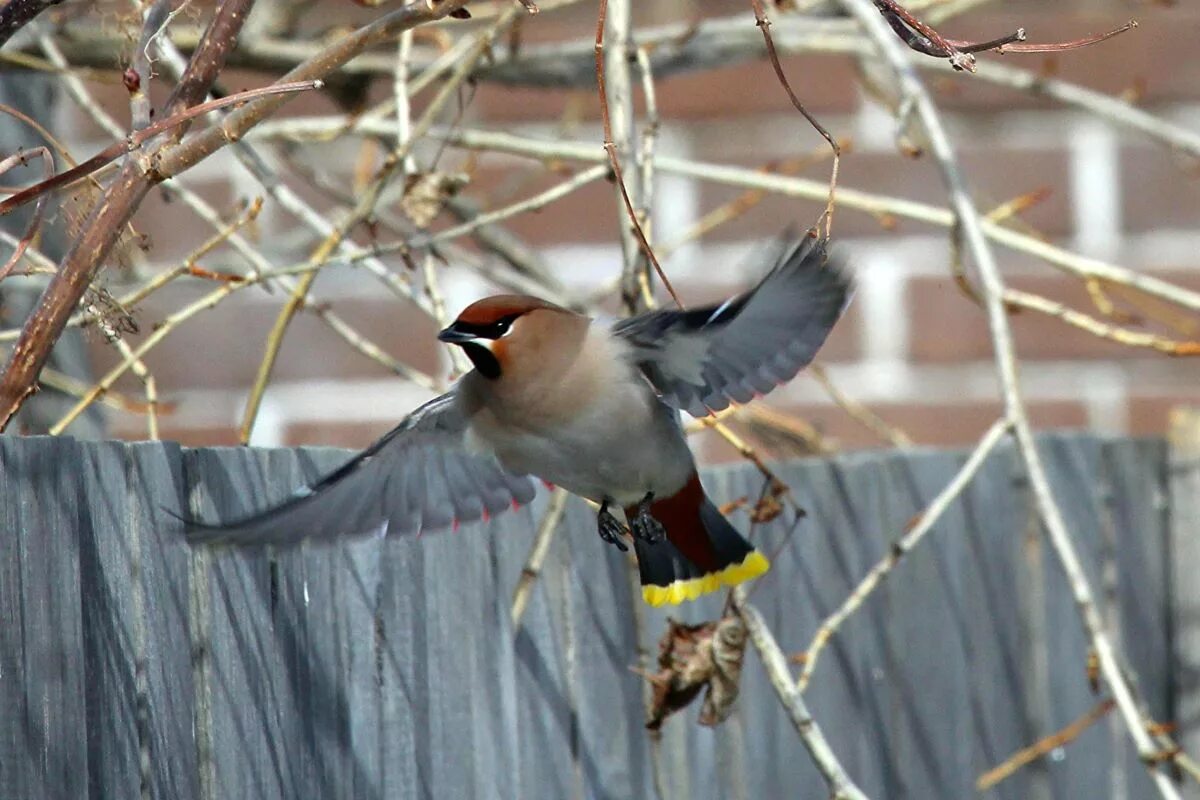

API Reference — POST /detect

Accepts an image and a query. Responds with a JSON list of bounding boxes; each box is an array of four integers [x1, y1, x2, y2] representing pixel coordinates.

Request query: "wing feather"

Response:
[[183, 392, 536, 546], [613, 234, 851, 415]]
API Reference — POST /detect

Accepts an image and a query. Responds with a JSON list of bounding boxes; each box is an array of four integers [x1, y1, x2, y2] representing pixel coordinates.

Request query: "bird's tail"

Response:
[[628, 474, 770, 607]]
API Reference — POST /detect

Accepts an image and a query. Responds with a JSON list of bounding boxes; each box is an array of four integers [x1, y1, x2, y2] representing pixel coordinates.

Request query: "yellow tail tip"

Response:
[[641, 550, 771, 607]]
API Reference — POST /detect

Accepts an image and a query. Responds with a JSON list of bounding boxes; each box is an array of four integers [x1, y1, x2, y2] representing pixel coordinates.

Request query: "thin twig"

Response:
[[976, 699, 1116, 791], [874, 0, 1137, 71], [747, 0, 840, 236], [633, 45, 660, 310], [415, 164, 610, 248], [420, 125, 1200, 314], [657, 148, 841, 259], [0, 79, 323, 217], [238, 152, 404, 443], [128, 0, 174, 132], [0, 146, 51, 283], [1004, 288, 1200, 357], [594, 0, 682, 309], [736, 591, 871, 800], [511, 487, 569, 631], [808, 362, 913, 448], [797, 416, 1011, 692]]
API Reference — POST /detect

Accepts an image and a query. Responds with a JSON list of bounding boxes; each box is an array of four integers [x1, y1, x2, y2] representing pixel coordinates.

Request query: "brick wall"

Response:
[[68, 0, 1199, 458]]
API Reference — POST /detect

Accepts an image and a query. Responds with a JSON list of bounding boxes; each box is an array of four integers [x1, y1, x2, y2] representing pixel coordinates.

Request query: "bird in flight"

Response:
[[186, 234, 852, 606]]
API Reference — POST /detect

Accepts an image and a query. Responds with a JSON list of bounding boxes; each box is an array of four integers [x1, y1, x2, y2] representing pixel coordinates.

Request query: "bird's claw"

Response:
[[630, 493, 665, 544], [596, 502, 629, 552]]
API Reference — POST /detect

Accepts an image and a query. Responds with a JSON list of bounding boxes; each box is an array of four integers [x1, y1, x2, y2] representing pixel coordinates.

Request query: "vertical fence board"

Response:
[[509, 496, 578, 799], [1104, 438, 1172, 799], [829, 453, 907, 799], [129, 440, 201, 800], [76, 440, 141, 800], [376, 528, 424, 799], [958, 443, 1037, 800], [300, 443, 388, 800], [485, 499, 542, 797], [265, 450, 339, 799], [413, 511, 509, 798], [185, 447, 309, 800], [1037, 435, 1112, 799], [0, 437, 24, 797], [78, 439, 197, 800], [889, 449, 975, 798], [340, 535, 385, 800], [565, 495, 653, 800], [1170, 410, 1200, 778], [0, 436, 89, 800], [472, 513, 522, 800]]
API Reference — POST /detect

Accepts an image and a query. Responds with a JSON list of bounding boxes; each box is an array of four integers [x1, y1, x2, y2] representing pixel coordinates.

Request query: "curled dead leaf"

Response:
[[642, 614, 747, 730], [401, 172, 468, 229]]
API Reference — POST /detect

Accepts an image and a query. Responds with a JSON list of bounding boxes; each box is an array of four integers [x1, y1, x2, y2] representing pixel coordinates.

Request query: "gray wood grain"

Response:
[[1036, 434, 1114, 800], [0, 432, 1186, 799], [1104, 438, 1172, 799], [958, 441, 1038, 800], [0, 436, 89, 800], [130, 439, 201, 800], [1170, 411, 1200, 774]]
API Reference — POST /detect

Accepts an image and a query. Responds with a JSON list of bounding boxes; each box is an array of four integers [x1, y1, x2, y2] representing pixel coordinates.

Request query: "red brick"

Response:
[[473, 52, 858, 125], [907, 270, 1200, 363], [691, 147, 1072, 240], [86, 285, 442, 393], [284, 421, 391, 449], [128, 177, 240, 264], [1129, 396, 1200, 439], [695, 398, 1087, 459], [928, 5, 1200, 109], [108, 424, 243, 447], [457, 163, 624, 244], [1120, 147, 1200, 233]]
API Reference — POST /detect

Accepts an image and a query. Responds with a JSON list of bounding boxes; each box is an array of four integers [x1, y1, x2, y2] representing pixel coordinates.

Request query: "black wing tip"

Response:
[[159, 501, 291, 548]]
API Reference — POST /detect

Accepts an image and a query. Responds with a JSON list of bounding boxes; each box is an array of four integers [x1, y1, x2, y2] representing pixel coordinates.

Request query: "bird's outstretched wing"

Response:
[[184, 392, 537, 546], [613, 234, 852, 417]]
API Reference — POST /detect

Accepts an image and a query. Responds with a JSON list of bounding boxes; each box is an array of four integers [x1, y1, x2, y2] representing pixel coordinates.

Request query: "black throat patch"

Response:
[[461, 342, 502, 379]]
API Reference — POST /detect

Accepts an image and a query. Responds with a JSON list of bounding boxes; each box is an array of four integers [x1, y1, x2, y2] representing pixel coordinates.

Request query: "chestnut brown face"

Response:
[[438, 295, 560, 379]]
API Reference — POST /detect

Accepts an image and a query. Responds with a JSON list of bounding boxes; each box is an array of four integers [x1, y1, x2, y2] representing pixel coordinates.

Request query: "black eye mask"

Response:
[[451, 314, 519, 340]]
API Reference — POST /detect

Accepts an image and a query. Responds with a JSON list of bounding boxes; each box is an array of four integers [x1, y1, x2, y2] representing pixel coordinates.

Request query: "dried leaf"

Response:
[[749, 493, 783, 525], [400, 172, 467, 229], [699, 615, 747, 726], [642, 614, 747, 730]]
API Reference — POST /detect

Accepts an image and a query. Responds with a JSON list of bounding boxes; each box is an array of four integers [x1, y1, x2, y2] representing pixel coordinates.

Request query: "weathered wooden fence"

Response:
[[0, 431, 1194, 799]]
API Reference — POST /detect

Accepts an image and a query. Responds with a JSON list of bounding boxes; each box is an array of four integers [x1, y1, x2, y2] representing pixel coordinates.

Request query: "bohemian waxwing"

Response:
[[187, 234, 852, 606]]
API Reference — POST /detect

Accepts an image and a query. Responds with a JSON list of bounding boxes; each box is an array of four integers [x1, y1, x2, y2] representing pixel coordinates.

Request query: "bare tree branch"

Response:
[[736, 591, 871, 800], [0, 0, 64, 50], [0, 0, 473, 429]]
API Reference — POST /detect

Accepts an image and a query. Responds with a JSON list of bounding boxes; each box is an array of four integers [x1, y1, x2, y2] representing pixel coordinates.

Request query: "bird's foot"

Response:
[[630, 493, 665, 544], [597, 499, 629, 552]]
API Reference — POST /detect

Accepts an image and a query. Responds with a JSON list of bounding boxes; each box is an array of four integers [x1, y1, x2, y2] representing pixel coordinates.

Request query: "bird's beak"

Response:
[[437, 324, 477, 344]]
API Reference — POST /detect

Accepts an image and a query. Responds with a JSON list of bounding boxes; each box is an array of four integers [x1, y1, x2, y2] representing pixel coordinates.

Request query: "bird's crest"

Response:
[[454, 295, 558, 325]]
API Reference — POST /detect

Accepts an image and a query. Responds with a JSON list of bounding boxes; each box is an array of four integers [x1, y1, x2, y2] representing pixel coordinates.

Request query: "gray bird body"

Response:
[[185, 234, 852, 567], [460, 324, 695, 507]]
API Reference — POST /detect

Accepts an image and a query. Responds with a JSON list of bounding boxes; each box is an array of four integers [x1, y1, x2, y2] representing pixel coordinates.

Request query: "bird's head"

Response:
[[439, 295, 565, 379]]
